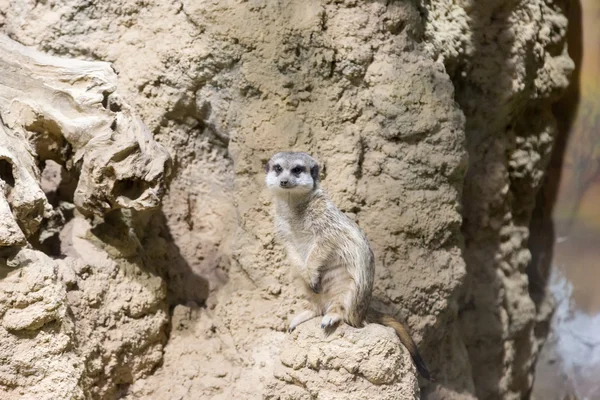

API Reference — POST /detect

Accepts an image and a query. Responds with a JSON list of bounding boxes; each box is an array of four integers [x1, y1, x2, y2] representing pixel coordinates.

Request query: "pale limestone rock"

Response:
[[0, 34, 171, 223], [0, 33, 171, 400], [272, 322, 419, 400], [0, 122, 51, 247], [0, 249, 83, 400]]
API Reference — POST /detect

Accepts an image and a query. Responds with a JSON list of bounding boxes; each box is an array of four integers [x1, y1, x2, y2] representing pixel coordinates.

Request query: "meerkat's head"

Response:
[[264, 152, 319, 196]]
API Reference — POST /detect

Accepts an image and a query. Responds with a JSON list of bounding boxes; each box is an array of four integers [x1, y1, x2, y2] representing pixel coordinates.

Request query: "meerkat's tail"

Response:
[[366, 308, 431, 380]]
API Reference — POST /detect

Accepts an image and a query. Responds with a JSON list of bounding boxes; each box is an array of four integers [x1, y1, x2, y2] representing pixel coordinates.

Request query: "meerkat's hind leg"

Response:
[[289, 309, 317, 333]]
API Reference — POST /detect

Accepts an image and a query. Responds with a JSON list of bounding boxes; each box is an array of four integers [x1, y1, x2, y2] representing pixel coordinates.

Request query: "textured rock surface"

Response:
[[272, 322, 419, 400], [423, 1, 573, 398], [0, 0, 573, 399], [0, 249, 82, 399], [0, 35, 171, 220], [0, 33, 171, 399]]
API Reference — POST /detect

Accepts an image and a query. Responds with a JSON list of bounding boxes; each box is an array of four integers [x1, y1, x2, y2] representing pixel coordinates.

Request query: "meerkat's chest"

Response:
[[277, 218, 316, 261], [290, 230, 315, 261]]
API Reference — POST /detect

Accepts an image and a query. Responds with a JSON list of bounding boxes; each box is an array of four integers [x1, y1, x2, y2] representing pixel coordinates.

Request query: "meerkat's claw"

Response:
[[289, 309, 317, 332], [320, 313, 341, 329]]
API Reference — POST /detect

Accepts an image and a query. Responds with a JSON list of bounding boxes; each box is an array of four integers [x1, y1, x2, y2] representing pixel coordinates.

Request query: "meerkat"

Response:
[[264, 151, 430, 380]]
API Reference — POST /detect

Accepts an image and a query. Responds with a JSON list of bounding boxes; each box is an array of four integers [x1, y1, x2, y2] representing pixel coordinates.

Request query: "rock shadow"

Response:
[[89, 209, 211, 309], [151, 211, 212, 308]]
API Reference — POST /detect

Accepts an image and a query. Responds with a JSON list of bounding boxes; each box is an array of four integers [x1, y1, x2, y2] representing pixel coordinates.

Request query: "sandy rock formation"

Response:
[[0, 33, 171, 399], [0, 35, 170, 221], [0, 0, 573, 399], [272, 322, 420, 400], [0, 249, 82, 399], [423, 1, 573, 398]]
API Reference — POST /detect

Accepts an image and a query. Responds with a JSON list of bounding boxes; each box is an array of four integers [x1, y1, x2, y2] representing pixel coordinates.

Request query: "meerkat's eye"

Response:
[[273, 164, 283, 173], [291, 166, 305, 175]]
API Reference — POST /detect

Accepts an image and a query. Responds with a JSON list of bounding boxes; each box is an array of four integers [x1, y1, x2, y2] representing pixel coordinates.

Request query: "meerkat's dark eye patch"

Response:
[[291, 166, 305, 175], [273, 164, 283, 174]]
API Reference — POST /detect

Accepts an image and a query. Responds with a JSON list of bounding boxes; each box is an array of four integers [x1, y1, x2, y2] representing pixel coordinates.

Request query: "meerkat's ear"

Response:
[[264, 160, 270, 173], [310, 163, 319, 182]]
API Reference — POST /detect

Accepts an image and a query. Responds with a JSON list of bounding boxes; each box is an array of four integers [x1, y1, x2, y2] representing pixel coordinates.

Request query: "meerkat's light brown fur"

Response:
[[265, 151, 430, 380]]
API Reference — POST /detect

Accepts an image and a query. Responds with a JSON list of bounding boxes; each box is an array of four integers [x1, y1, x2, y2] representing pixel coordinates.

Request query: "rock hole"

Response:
[[40, 160, 76, 206], [40, 160, 62, 205], [101, 91, 109, 109], [114, 178, 147, 201], [33, 233, 64, 258], [0, 158, 15, 195], [116, 383, 131, 398], [101, 91, 122, 113], [109, 102, 122, 113], [32, 160, 77, 258]]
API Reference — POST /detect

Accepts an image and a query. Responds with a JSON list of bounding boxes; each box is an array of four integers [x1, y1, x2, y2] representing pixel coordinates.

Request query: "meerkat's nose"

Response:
[[280, 179, 289, 187]]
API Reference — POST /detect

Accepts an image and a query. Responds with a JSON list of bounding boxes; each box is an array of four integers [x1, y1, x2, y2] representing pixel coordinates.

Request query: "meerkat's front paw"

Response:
[[288, 309, 317, 333], [320, 313, 341, 329]]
